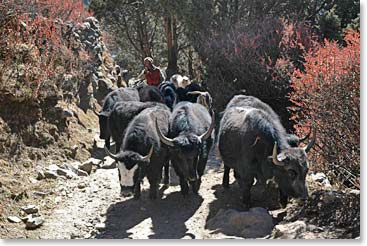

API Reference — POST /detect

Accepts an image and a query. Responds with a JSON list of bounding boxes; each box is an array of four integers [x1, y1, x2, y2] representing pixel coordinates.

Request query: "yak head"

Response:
[[105, 146, 153, 195], [97, 111, 110, 139], [156, 113, 214, 182], [269, 130, 316, 200]]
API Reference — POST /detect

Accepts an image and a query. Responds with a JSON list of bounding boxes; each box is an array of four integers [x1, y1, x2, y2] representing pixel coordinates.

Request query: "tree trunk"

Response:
[[164, 15, 178, 79]]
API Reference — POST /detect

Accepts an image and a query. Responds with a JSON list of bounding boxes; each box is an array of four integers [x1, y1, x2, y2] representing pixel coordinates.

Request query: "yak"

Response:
[[105, 106, 171, 199], [156, 102, 214, 196], [221, 95, 312, 186], [218, 104, 315, 210], [97, 87, 139, 149]]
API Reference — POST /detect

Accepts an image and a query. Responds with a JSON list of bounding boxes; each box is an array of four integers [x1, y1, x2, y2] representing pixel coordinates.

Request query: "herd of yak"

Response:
[[96, 82, 316, 210]]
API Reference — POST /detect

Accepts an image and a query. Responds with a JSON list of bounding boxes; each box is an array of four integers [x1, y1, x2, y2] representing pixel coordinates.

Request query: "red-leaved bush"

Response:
[[290, 29, 360, 188], [0, 0, 90, 99]]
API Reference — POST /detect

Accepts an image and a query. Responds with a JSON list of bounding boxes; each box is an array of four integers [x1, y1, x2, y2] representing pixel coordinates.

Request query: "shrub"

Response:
[[0, 0, 90, 99], [201, 18, 312, 131], [290, 29, 360, 188]]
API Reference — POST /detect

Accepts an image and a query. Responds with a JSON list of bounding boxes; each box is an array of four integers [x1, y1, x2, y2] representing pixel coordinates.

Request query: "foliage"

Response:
[[199, 18, 312, 130], [0, 0, 91, 99], [290, 29, 360, 188]]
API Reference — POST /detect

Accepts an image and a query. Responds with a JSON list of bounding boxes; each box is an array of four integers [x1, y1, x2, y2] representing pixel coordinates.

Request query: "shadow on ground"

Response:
[[205, 180, 281, 229], [96, 188, 203, 239]]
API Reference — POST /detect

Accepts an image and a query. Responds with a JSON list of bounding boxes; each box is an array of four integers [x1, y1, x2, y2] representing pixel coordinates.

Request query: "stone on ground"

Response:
[[206, 207, 274, 238]]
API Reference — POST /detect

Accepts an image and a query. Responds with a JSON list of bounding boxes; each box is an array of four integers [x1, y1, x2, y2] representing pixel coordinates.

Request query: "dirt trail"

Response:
[[23, 138, 359, 239], [36, 143, 245, 239]]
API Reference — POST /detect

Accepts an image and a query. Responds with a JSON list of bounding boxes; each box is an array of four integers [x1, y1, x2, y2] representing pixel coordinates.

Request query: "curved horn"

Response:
[[304, 129, 316, 153], [155, 119, 174, 147], [272, 142, 284, 166], [198, 110, 215, 142], [299, 128, 312, 142], [187, 91, 205, 96], [104, 145, 119, 160], [140, 145, 154, 162], [92, 109, 100, 116]]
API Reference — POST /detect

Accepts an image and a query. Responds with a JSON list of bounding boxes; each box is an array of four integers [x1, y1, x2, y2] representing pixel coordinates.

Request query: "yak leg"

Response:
[[279, 189, 288, 208], [179, 175, 189, 197], [115, 140, 122, 154], [133, 166, 145, 199], [105, 136, 111, 150], [241, 175, 254, 211], [222, 166, 231, 188], [148, 169, 162, 199], [163, 161, 170, 186]]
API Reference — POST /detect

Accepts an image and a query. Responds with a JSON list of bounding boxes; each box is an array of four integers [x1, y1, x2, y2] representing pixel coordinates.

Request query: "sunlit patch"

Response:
[[118, 161, 138, 187]]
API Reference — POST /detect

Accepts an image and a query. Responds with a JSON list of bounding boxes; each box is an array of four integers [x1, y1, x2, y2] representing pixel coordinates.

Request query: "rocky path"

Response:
[[10, 140, 359, 239], [35, 144, 250, 239]]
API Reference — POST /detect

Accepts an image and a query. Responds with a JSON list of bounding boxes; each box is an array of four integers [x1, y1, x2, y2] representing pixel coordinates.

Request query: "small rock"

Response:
[[348, 189, 360, 196], [37, 170, 46, 180], [79, 158, 101, 174], [76, 169, 89, 177], [56, 168, 77, 179], [78, 183, 87, 189], [21, 205, 39, 214], [33, 191, 49, 198], [48, 164, 60, 172], [8, 216, 22, 223], [100, 157, 116, 169], [322, 191, 337, 204], [70, 232, 80, 239], [310, 172, 331, 187], [95, 223, 106, 231], [44, 170, 58, 179], [55, 197, 62, 203], [29, 177, 38, 184], [25, 216, 44, 230], [273, 221, 307, 239]]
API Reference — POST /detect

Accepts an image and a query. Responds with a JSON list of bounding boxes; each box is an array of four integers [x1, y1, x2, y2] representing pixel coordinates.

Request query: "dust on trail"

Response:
[[36, 144, 244, 239]]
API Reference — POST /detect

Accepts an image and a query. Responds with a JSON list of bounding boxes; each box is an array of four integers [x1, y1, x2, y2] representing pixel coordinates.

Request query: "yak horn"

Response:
[[187, 91, 205, 96], [272, 142, 284, 166], [140, 145, 154, 162], [92, 109, 100, 116], [198, 110, 215, 142], [155, 119, 175, 147], [304, 129, 316, 153], [104, 145, 119, 160], [299, 128, 312, 142]]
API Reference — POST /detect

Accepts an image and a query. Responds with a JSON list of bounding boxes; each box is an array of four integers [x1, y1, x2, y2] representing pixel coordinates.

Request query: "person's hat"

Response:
[[144, 57, 153, 63]]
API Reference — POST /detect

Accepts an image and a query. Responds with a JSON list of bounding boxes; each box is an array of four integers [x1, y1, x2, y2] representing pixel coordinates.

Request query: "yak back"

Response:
[[122, 106, 171, 156], [169, 102, 211, 138], [138, 85, 164, 103], [108, 101, 167, 141], [220, 107, 289, 156], [226, 95, 281, 122], [101, 87, 139, 112]]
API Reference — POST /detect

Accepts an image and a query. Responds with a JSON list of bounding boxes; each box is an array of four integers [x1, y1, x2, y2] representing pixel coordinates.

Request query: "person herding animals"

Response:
[[136, 57, 165, 87]]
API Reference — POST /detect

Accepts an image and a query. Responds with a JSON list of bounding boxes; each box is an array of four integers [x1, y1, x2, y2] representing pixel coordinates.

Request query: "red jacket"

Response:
[[145, 68, 161, 86]]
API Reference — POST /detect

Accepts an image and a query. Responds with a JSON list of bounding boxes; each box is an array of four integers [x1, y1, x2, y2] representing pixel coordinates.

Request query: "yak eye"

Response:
[[288, 170, 297, 179]]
